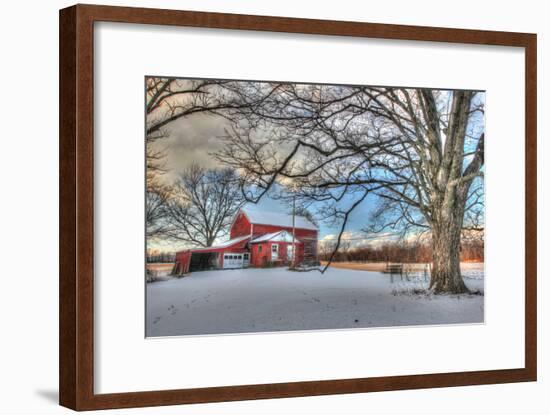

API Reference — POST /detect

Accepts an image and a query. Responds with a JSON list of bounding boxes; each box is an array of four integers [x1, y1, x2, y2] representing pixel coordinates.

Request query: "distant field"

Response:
[[146, 262, 174, 276], [322, 261, 484, 278], [321, 262, 388, 272]]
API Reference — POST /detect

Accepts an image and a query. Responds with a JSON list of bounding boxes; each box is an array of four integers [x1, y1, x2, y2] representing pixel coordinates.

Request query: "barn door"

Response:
[[287, 245, 294, 261], [223, 253, 244, 269]]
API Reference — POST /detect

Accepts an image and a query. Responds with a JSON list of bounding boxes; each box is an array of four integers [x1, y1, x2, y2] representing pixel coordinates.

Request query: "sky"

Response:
[[148, 82, 485, 253], [149, 114, 404, 253]]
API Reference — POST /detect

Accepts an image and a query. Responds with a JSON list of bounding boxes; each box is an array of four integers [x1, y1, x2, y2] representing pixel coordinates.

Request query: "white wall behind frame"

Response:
[[94, 22, 525, 394]]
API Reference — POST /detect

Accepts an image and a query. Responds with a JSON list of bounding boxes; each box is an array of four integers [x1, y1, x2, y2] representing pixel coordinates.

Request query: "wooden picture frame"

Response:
[[59, 4, 537, 410]]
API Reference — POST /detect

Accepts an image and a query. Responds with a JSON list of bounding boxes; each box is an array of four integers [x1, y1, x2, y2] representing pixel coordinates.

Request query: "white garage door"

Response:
[[223, 253, 244, 269]]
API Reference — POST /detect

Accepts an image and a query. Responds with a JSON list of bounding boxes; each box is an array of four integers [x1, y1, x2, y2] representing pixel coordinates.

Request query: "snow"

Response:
[[242, 206, 318, 231], [146, 265, 484, 337], [250, 230, 302, 243]]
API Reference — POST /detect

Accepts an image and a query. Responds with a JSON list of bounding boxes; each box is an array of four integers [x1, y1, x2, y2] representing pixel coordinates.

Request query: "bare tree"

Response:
[[318, 239, 337, 261], [215, 83, 484, 294], [145, 78, 280, 240], [291, 205, 319, 228], [145, 78, 261, 247], [145, 78, 279, 183], [164, 164, 244, 247], [146, 184, 169, 238], [146, 78, 230, 181]]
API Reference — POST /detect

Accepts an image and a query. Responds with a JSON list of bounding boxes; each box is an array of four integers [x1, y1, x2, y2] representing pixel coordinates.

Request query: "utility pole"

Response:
[[292, 195, 296, 268]]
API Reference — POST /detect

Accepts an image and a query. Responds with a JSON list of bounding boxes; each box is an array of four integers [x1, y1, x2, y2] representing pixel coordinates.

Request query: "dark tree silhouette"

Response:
[[164, 164, 244, 247], [215, 83, 485, 294], [146, 184, 170, 238]]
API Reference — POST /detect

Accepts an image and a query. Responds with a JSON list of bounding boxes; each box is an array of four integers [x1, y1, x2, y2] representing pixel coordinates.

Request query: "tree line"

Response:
[[318, 237, 484, 264], [146, 250, 176, 263], [147, 163, 244, 248]]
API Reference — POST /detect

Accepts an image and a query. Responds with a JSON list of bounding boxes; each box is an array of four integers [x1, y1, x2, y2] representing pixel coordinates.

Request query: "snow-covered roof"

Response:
[[241, 207, 318, 231], [190, 235, 250, 252], [250, 230, 302, 244]]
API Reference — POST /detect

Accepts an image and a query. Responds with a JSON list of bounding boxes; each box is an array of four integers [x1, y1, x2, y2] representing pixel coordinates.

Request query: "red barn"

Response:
[[174, 207, 318, 274]]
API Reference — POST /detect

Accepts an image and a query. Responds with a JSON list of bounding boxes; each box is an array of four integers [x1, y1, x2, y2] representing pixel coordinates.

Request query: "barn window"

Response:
[[258, 245, 262, 253]]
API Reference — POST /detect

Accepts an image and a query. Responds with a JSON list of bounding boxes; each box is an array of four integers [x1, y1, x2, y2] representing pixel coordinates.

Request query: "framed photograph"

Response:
[[59, 4, 537, 410]]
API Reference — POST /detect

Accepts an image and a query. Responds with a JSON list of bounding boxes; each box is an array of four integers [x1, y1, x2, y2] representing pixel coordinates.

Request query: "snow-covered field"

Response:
[[146, 265, 484, 337]]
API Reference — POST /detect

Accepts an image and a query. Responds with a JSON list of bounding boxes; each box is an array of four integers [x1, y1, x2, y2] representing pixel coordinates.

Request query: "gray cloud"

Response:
[[151, 113, 231, 184]]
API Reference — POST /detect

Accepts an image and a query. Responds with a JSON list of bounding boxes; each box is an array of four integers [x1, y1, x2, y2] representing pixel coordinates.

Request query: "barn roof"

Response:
[[183, 234, 250, 253], [250, 230, 303, 244], [241, 207, 318, 231]]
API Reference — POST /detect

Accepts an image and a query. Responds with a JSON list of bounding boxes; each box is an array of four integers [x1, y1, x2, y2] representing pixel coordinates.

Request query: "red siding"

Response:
[[250, 243, 269, 267], [174, 210, 319, 273], [174, 237, 250, 273], [252, 224, 317, 261], [251, 223, 317, 240], [250, 240, 305, 267], [174, 251, 191, 274], [230, 210, 318, 243], [230, 212, 252, 239]]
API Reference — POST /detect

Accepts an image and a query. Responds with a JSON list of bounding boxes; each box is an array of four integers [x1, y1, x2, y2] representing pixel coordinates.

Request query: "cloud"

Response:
[[150, 113, 231, 185]]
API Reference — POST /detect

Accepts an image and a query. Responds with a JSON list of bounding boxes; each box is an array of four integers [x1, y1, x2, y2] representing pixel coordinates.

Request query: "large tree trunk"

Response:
[[427, 91, 476, 294], [429, 203, 469, 294]]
